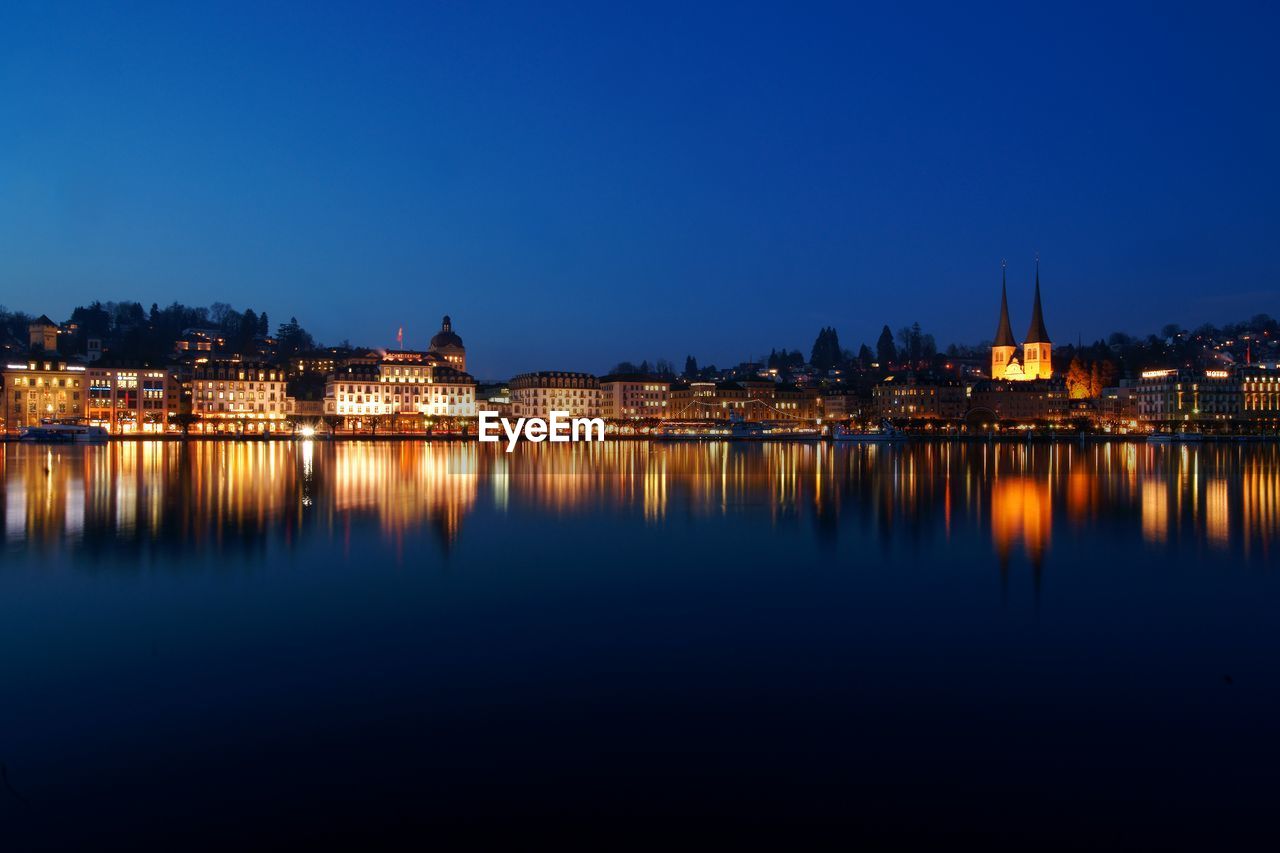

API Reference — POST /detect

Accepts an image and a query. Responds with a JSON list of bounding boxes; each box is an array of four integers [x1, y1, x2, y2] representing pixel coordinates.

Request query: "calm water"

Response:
[[2, 439, 1279, 846]]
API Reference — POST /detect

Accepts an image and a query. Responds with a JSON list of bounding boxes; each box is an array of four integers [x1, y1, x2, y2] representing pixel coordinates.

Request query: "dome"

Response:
[[429, 315, 463, 350]]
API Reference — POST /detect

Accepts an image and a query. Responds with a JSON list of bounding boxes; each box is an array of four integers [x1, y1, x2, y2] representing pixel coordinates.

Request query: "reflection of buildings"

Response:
[[330, 442, 478, 546], [991, 475, 1052, 570], [3, 440, 1278, 572]]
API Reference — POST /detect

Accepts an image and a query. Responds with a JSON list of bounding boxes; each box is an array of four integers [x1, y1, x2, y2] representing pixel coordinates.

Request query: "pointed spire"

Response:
[[1024, 256, 1051, 344], [993, 259, 1016, 348]]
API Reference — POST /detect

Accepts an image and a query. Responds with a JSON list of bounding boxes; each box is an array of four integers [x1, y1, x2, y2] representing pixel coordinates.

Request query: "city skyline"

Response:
[[3, 3, 1278, 377]]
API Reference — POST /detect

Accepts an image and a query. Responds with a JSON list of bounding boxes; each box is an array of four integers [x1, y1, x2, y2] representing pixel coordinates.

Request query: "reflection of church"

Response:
[[991, 261, 1052, 381]]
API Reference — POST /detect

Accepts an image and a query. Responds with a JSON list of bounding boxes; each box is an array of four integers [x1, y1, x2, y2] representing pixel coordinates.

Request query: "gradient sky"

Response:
[[2, 1, 1278, 378]]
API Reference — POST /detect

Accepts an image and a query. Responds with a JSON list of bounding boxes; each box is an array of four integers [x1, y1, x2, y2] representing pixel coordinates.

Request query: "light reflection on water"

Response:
[[2, 439, 1277, 566], [3, 438, 1280, 844]]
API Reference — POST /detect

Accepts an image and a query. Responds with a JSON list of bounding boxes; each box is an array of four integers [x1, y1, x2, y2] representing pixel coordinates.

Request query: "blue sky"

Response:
[[2, 1, 1277, 377]]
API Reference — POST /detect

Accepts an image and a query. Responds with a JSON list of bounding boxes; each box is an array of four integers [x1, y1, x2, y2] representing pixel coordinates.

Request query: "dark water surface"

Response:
[[2, 439, 1278, 847]]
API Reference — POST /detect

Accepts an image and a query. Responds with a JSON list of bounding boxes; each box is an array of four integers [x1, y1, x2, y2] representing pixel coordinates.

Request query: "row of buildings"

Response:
[[5, 288, 1280, 433]]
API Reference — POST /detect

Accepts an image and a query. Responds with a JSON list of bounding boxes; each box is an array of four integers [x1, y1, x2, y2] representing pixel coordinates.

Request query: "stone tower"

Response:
[[1021, 260, 1052, 380], [991, 263, 1018, 380]]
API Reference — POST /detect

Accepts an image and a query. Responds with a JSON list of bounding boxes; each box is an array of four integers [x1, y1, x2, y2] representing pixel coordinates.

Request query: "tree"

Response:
[[684, 355, 698, 377], [1065, 357, 1091, 399], [810, 327, 842, 371], [276, 317, 315, 356], [896, 322, 925, 366], [857, 344, 873, 366], [654, 358, 675, 378], [258, 312, 269, 336], [876, 326, 896, 365], [240, 309, 259, 343], [209, 302, 234, 328]]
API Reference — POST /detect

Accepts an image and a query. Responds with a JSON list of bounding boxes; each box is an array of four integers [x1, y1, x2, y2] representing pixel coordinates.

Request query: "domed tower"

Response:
[[429, 315, 466, 372], [1022, 260, 1052, 380], [991, 262, 1018, 380]]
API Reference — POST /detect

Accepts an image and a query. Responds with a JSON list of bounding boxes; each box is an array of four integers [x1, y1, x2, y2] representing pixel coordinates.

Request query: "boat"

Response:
[[1147, 431, 1204, 444], [831, 420, 908, 443], [18, 420, 109, 443]]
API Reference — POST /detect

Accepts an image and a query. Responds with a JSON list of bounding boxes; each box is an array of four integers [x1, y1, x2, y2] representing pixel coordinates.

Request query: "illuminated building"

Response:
[[324, 353, 476, 426], [872, 374, 966, 420], [819, 389, 865, 421], [510, 371, 601, 419], [667, 380, 818, 421], [990, 260, 1053, 381], [1240, 366, 1280, 429], [428, 315, 467, 372], [599, 373, 669, 419], [966, 378, 1068, 425], [1097, 384, 1138, 427], [1135, 368, 1241, 426], [1, 358, 87, 429], [86, 366, 179, 433], [192, 359, 297, 433], [28, 315, 60, 351]]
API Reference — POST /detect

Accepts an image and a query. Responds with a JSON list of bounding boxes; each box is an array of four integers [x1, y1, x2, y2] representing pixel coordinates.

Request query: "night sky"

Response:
[[2, 1, 1277, 377]]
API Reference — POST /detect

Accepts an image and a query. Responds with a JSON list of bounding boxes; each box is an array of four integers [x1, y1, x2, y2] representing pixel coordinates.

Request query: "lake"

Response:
[[2, 439, 1278, 846]]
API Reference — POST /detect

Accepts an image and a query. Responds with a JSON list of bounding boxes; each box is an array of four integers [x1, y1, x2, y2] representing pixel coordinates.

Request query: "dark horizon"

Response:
[[3, 2, 1277, 377]]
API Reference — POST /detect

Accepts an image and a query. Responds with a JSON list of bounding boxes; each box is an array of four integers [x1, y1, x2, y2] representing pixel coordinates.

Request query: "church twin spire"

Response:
[[991, 258, 1053, 381]]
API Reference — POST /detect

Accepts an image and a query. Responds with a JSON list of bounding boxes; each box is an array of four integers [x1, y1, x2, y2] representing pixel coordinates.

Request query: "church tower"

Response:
[[991, 262, 1018, 379], [1021, 259, 1052, 380]]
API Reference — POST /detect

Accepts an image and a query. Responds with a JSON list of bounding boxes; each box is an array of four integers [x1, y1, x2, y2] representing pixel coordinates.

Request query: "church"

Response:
[[991, 261, 1052, 381]]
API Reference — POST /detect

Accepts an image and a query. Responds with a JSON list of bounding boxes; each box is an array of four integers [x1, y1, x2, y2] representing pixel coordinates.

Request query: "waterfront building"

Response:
[[510, 371, 601, 419], [598, 373, 670, 420], [1, 358, 87, 430], [191, 359, 296, 433], [990, 261, 1053, 381], [666, 380, 817, 421], [324, 352, 476, 427], [1135, 368, 1241, 427], [428, 316, 467, 372], [86, 366, 179, 433], [872, 374, 967, 420], [1097, 385, 1139, 428], [967, 379, 1068, 425], [1240, 367, 1280, 429], [818, 389, 866, 422]]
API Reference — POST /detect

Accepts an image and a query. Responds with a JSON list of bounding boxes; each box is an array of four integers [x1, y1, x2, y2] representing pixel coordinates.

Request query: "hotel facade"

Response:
[[510, 372, 602, 419], [599, 374, 670, 420], [1, 358, 87, 430], [191, 360, 296, 433], [324, 353, 477, 427]]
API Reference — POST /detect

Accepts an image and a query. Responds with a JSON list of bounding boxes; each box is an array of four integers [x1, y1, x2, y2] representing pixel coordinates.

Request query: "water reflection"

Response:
[[2, 440, 1278, 568]]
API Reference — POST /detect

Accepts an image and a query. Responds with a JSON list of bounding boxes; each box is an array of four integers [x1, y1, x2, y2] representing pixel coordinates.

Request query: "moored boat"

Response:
[[831, 420, 908, 443], [18, 420, 109, 443]]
